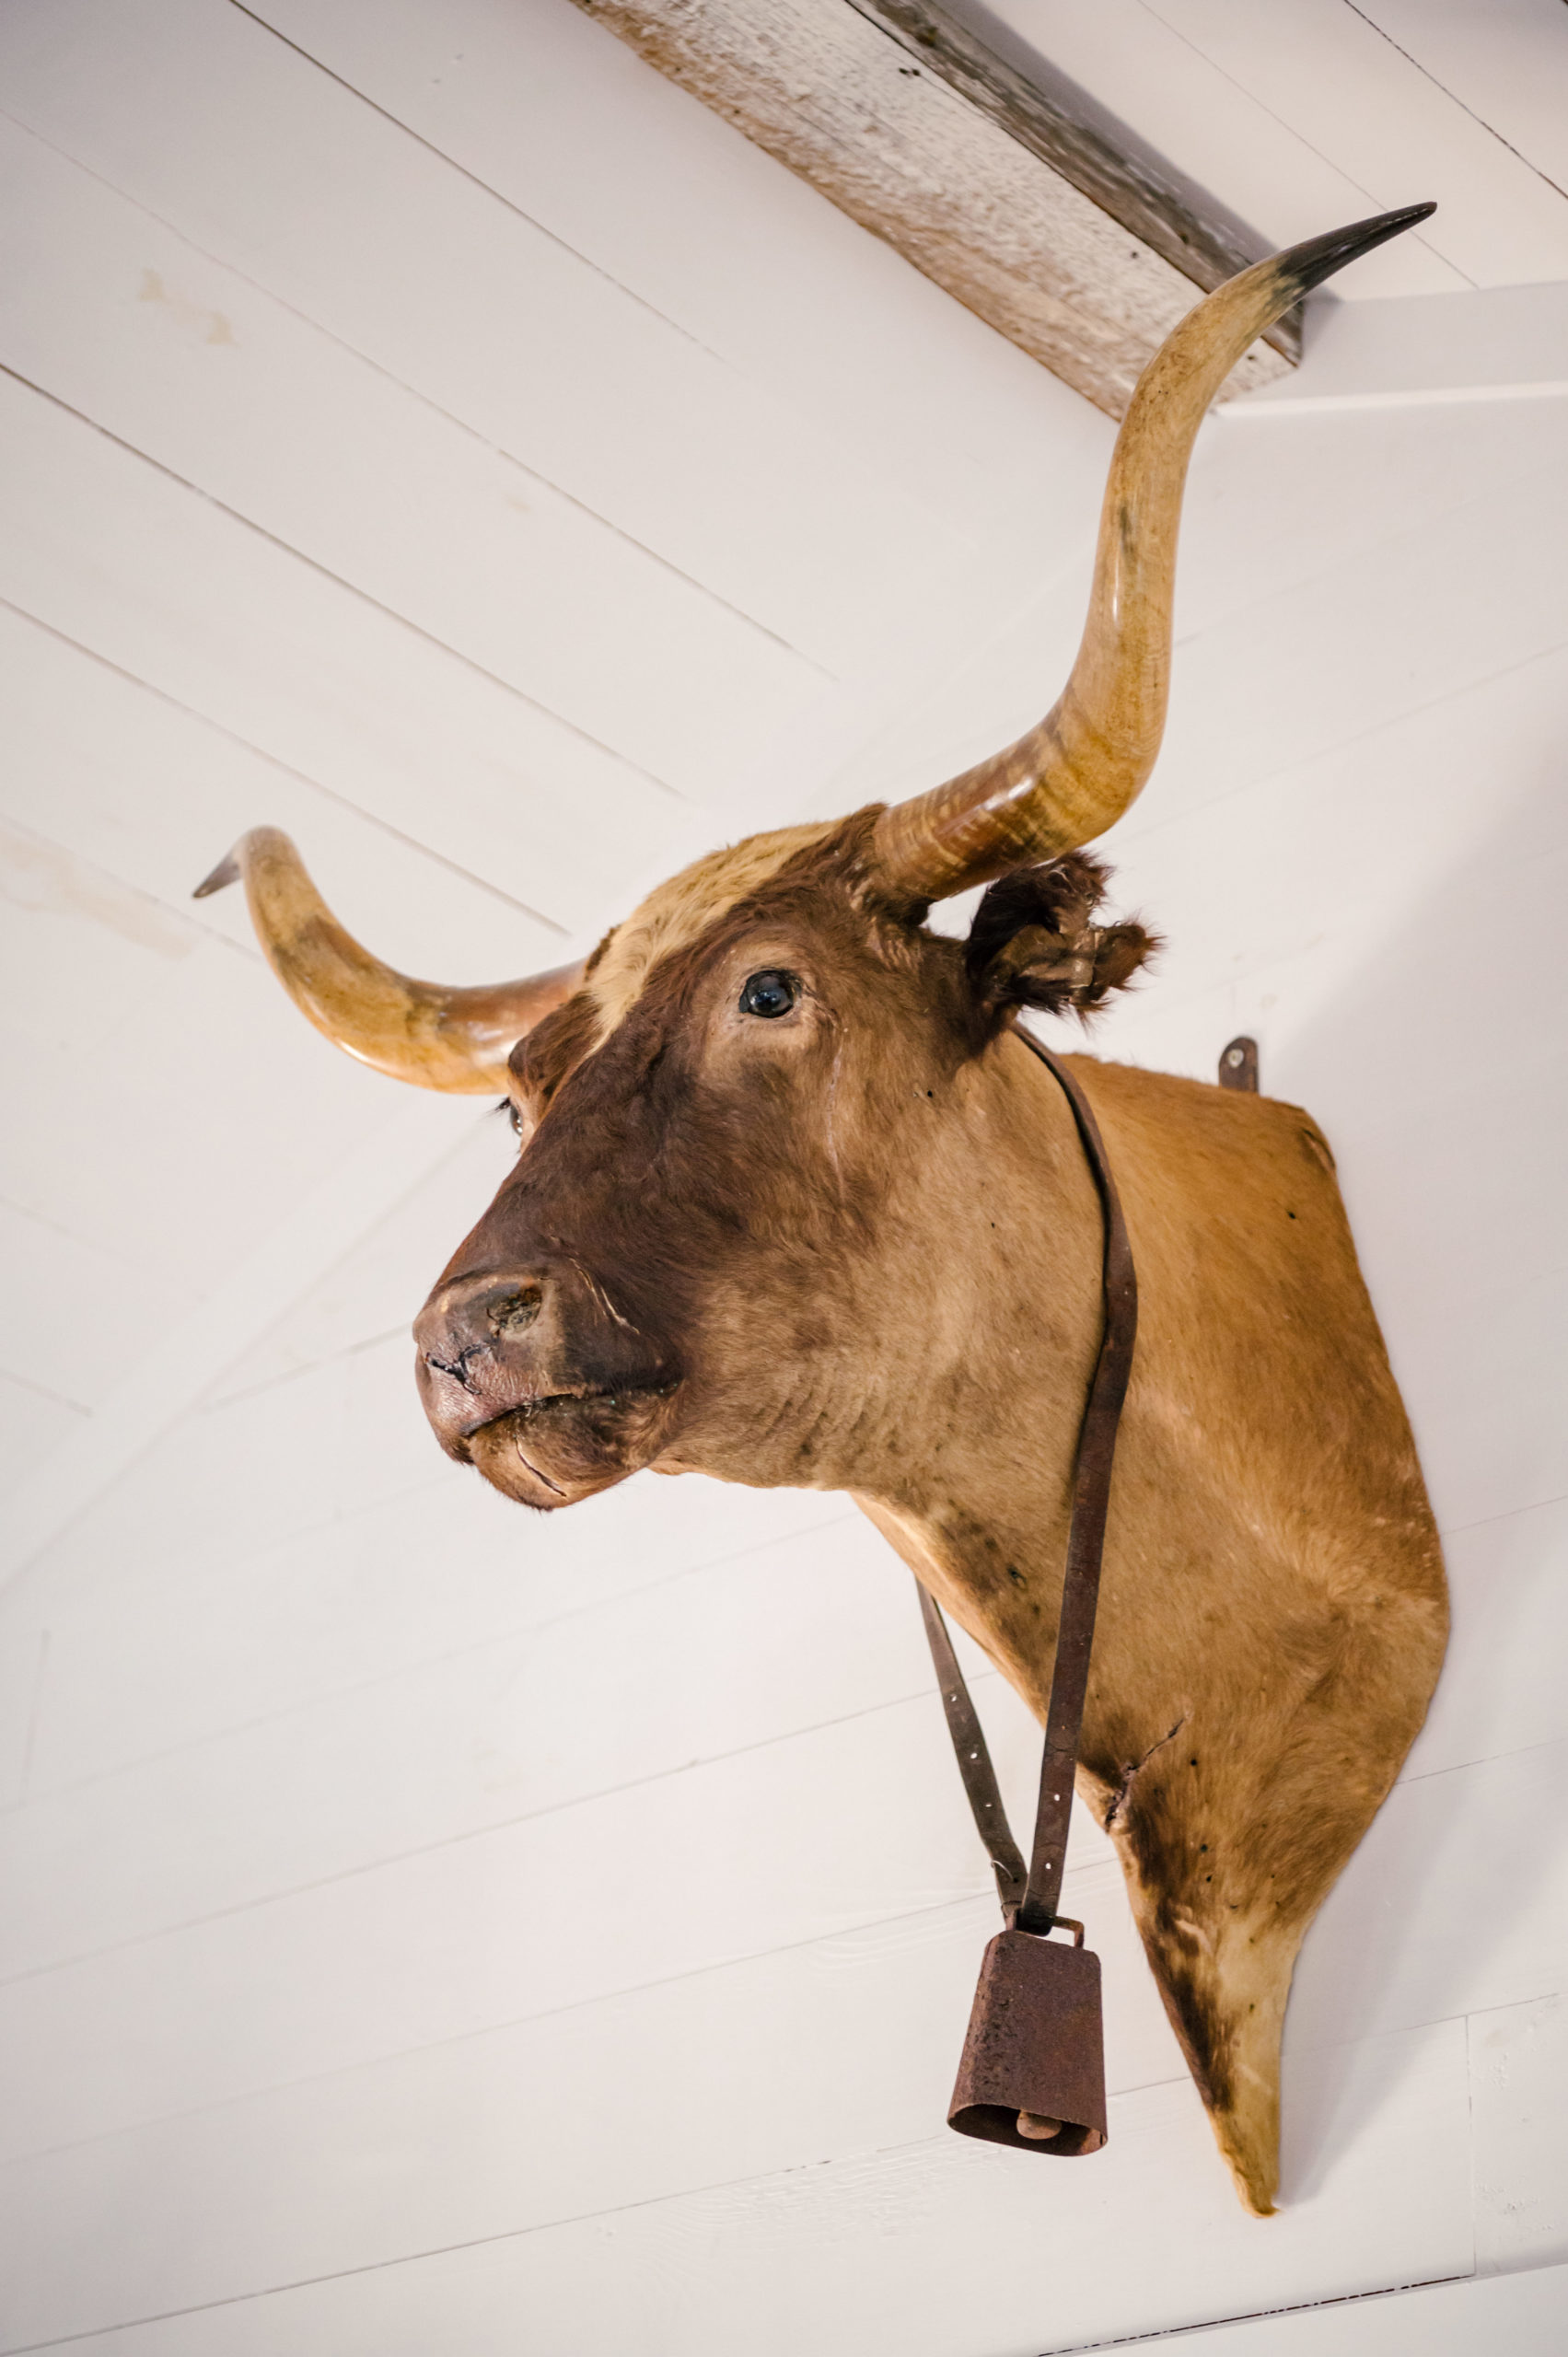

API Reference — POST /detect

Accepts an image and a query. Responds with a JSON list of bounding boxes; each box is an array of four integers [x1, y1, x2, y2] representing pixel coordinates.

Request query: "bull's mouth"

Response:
[[460, 1379, 682, 1510]]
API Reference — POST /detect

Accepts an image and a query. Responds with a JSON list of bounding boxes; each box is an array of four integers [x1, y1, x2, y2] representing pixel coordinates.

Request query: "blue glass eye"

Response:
[[738, 970, 798, 1018]]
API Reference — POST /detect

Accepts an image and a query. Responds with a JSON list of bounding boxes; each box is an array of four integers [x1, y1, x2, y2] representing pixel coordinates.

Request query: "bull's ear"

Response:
[[964, 853, 1158, 1023]]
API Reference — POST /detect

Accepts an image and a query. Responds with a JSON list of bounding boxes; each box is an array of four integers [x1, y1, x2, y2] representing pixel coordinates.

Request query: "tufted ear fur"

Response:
[[964, 853, 1158, 1025]]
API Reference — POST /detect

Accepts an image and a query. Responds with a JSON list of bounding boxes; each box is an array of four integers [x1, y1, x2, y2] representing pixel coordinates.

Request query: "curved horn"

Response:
[[871, 204, 1436, 902], [193, 827, 584, 1094]]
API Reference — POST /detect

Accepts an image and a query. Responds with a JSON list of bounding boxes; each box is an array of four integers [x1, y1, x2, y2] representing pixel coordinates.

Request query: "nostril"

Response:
[[486, 1285, 543, 1339], [414, 1275, 546, 1389]]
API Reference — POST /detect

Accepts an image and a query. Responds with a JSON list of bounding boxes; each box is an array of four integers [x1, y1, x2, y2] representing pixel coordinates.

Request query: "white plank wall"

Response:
[[1, 4, 1566, 2351]]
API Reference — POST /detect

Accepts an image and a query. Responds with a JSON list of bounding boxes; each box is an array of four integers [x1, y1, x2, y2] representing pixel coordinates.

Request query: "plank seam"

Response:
[[1339, 3, 1568, 205], [1130, 0, 1475, 292], [0, 1889, 1144, 2170], [1048, 2267, 1473, 2352], [1111, 635, 1568, 859], [3, 1497, 860, 1811], [225, 0, 739, 367], [0, 585, 571, 937], [0, 1671, 1020, 1987], [0, 102, 837, 674]]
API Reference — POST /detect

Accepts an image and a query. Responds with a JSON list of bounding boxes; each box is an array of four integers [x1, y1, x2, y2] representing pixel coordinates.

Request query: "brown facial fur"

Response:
[[417, 810, 1447, 2216]]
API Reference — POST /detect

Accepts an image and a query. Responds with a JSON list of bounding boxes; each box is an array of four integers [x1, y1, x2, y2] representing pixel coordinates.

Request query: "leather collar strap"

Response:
[[918, 1025, 1138, 1937]]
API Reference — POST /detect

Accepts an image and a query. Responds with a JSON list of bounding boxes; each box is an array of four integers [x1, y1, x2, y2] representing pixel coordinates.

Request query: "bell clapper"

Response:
[[1016, 2112, 1063, 2141]]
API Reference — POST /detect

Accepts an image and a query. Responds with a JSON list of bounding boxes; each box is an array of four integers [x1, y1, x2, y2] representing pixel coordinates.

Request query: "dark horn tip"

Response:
[[1282, 203, 1437, 299], [192, 850, 240, 900]]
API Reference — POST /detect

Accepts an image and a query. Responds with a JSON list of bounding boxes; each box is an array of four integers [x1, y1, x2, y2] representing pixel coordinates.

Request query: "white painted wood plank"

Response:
[[6, 1473, 1563, 1989], [1164, 2263, 1568, 2353], [817, 413, 1568, 832], [1389, 1268, 1568, 1538], [0, 0, 977, 675], [1470, 1992, 1568, 2278], [958, 579, 1566, 1012], [1124, 2262, 1568, 2353], [0, 119, 824, 806], [239, 0, 1118, 540], [0, 806, 206, 1037], [13, 1425, 844, 1794], [1347, 0, 1568, 204], [1406, 1495, 1568, 1782], [0, 602, 568, 970], [1037, 452, 1568, 838], [1287, 1738, 1568, 2056], [1146, 0, 1568, 286], [0, 1509, 901, 1971], [985, 0, 1568, 290], [1, 799, 443, 1477], [0, 920, 432, 1334], [0, 1518, 1057, 1982], [1330, 1044, 1568, 1369], [1103, 657, 1568, 1078], [1237, 283, 1568, 412], [0, 2009, 1471, 2353], [204, 1114, 526, 1402], [0, 1299, 448, 1632], [1086, 635, 1566, 1064], [0, 600, 565, 985], [0, 373, 695, 935], [0, 1083, 479, 1592], [0, 1625, 46, 1813], [0, 1682, 1131, 2157], [4, 1686, 1559, 2175], [0, 611, 543, 1287], [0, 1193, 184, 1415], [1159, 390, 1568, 692], [1086, 646, 1568, 1141], [33, 2263, 1568, 2357], [1186, 387, 1568, 632], [0, 823, 222, 1401], [0, 1378, 82, 1504]]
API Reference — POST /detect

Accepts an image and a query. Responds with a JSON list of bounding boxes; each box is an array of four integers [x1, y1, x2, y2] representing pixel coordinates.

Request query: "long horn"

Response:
[[194, 827, 584, 1094], [871, 204, 1436, 902]]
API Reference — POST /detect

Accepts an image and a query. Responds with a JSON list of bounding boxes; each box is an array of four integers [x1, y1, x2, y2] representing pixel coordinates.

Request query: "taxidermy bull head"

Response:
[[199, 211, 1448, 2214]]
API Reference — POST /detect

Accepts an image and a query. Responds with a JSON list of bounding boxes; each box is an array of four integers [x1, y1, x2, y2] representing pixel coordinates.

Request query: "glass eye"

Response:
[[738, 969, 798, 1019]]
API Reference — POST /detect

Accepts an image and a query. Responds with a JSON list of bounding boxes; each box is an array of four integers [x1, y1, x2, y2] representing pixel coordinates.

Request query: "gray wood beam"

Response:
[[571, 0, 1294, 417]]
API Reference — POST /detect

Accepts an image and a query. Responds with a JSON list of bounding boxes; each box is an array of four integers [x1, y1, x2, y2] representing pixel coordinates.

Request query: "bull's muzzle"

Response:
[[413, 1264, 680, 1509]]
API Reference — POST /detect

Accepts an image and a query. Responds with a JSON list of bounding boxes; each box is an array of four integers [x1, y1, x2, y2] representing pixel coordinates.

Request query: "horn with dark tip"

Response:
[[871, 204, 1437, 903], [193, 827, 584, 1093]]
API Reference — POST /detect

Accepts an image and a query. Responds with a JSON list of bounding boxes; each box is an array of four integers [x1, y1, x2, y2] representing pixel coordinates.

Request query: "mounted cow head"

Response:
[[197, 208, 1423, 1513], [198, 210, 1448, 2218]]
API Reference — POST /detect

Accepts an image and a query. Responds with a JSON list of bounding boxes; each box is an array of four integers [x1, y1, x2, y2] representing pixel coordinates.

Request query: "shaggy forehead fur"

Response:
[[576, 819, 843, 1040]]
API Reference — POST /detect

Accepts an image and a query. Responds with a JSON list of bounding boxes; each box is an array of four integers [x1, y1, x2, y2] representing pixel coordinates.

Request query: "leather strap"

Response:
[[918, 1025, 1138, 1937], [916, 1578, 1029, 1917]]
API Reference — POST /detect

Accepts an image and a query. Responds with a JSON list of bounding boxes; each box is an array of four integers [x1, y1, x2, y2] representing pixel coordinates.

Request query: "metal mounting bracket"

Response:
[[1218, 1036, 1259, 1093]]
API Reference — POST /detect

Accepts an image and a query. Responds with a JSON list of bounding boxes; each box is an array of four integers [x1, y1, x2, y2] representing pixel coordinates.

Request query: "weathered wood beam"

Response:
[[855, 1, 1299, 361], [571, 0, 1295, 417]]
